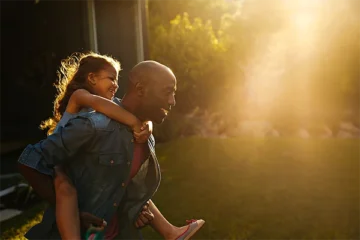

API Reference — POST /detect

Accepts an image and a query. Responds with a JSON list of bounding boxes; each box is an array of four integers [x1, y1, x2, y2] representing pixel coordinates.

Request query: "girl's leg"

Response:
[[17, 163, 56, 205], [54, 166, 81, 240]]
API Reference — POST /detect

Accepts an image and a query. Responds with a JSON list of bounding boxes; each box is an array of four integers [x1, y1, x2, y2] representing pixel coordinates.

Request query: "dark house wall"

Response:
[[1, 0, 89, 141], [95, 0, 139, 97], [0, 0, 147, 143]]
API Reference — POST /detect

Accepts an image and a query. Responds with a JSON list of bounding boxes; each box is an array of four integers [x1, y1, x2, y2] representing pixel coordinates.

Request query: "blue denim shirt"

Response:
[[18, 105, 161, 239]]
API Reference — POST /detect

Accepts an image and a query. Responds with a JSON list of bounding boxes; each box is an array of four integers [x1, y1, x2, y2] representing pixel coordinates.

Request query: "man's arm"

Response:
[[18, 163, 105, 230], [19, 117, 95, 168], [18, 117, 94, 204], [18, 117, 105, 229]]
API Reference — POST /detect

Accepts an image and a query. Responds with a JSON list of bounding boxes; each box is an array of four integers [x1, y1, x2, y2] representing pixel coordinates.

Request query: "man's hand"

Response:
[[134, 202, 154, 228], [80, 212, 107, 231]]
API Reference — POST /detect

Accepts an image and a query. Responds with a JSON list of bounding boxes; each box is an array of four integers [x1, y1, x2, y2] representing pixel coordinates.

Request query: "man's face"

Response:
[[141, 71, 177, 124]]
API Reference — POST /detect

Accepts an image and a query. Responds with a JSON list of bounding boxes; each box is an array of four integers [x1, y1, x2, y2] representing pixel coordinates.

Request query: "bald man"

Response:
[[18, 61, 203, 239]]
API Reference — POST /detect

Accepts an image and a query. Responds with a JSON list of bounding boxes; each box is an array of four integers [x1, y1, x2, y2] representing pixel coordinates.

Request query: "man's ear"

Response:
[[135, 82, 147, 96], [88, 73, 96, 85]]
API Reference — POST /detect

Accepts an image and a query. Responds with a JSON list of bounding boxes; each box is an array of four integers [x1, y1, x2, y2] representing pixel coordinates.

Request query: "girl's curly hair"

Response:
[[40, 52, 121, 135]]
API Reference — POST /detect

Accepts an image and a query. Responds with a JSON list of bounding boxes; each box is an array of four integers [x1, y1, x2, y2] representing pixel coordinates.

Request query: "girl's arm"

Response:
[[68, 89, 142, 132]]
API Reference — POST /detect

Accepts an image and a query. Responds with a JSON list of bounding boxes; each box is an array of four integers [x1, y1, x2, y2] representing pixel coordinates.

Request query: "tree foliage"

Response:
[[147, 0, 360, 140], [150, 12, 236, 113]]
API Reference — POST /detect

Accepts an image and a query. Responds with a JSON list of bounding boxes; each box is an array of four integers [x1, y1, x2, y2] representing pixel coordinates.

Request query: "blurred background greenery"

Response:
[[148, 0, 359, 142]]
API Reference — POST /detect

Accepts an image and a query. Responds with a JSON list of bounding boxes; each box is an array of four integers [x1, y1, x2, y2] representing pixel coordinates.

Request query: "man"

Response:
[[18, 61, 186, 239]]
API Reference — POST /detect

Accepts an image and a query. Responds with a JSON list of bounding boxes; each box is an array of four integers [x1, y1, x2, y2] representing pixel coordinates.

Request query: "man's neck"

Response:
[[121, 94, 147, 122]]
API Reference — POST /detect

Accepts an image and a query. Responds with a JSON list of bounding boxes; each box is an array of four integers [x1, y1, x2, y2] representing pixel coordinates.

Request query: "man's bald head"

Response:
[[128, 60, 175, 89], [124, 60, 177, 123]]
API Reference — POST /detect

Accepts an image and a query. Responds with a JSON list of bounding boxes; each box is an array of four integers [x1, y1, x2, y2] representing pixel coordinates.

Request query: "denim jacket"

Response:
[[18, 109, 161, 239]]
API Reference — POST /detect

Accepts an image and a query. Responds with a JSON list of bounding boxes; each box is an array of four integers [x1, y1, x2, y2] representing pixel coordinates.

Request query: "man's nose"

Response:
[[169, 96, 176, 107]]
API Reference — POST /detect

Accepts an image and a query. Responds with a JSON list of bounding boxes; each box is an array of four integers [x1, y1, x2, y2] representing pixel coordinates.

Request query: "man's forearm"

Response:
[[18, 163, 56, 205], [28, 118, 94, 168]]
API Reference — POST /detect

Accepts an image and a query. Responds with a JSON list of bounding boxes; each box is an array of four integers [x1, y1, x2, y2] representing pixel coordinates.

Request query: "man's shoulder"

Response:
[[75, 111, 112, 130], [74, 97, 123, 130]]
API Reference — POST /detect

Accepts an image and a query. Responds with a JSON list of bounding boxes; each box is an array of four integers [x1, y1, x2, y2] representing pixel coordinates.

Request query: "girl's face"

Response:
[[91, 65, 119, 100]]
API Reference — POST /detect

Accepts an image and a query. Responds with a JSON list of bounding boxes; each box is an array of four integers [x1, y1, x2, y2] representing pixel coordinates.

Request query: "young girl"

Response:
[[21, 52, 204, 240]]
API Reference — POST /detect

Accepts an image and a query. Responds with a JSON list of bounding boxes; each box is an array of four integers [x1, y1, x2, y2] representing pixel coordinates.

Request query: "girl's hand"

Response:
[[133, 121, 153, 143], [131, 118, 143, 133]]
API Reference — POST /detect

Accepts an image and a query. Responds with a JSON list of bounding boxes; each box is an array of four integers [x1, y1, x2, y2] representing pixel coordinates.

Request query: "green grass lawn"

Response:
[[1, 137, 359, 239]]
